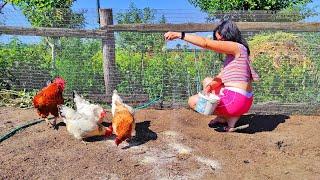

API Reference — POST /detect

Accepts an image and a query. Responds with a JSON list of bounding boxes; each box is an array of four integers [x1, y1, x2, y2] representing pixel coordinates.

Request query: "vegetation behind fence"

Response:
[[0, 7, 320, 114]]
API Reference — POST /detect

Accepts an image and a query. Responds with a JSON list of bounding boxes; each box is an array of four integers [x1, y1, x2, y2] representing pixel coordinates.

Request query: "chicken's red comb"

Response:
[[54, 77, 65, 84], [101, 109, 107, 117]]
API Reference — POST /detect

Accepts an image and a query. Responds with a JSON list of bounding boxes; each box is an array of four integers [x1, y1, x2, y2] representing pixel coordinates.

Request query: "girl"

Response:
[[164, 20, 259, 132]]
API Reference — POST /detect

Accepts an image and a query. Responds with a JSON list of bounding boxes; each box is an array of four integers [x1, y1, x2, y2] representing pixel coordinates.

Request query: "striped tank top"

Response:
[[221, 43, 259, 83]]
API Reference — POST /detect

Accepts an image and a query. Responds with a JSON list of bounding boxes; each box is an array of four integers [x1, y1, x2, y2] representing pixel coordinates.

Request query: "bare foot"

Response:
[[222, 124, 249, 132]]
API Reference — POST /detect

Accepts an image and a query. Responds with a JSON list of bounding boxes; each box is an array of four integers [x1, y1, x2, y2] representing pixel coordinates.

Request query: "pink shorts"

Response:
[[214, 87, 253, 117]]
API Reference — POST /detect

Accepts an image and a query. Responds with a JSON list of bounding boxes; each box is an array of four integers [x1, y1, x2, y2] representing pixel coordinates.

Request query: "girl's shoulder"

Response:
[[236, 43, 246, 49], [236, 43, 248, 55]]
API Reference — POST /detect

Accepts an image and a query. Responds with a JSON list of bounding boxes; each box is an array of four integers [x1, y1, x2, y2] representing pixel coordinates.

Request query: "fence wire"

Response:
[[1, 8, 320, 114]]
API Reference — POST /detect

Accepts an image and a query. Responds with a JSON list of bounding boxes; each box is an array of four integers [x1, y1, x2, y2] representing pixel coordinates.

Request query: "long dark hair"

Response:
[[213, 20, 250, 55]]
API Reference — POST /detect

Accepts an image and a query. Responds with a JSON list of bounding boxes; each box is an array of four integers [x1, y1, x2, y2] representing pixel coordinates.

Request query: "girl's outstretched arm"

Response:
[[164, 32, 240, 56]]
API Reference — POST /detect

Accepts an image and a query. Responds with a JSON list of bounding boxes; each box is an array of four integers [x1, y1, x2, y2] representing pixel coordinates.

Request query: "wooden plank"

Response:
[[103, 22, 320, 32], [0, 25, 109, 38], [1, 22, 319, 38]]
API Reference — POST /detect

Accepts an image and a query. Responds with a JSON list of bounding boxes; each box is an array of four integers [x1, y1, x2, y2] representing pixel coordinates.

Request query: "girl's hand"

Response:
[[164, 32, 181, 41], [204, 78, 223, 94]]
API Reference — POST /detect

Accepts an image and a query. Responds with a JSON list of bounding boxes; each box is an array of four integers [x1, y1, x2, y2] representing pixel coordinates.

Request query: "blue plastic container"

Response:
[[195, 92, 220, 115]]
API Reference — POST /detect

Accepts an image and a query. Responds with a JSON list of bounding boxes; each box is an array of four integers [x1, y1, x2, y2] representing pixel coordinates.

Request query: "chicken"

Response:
[[73, 91, 106, 124], [59, 105, 112, 140], [111, 90, 135, 146], [33, 77, 65, 128]]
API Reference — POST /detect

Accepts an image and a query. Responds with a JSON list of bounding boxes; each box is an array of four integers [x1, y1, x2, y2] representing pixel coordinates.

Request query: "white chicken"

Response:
[[111, 90, 136, 146], [59, 105, 112, 140], [73, 91, 106, 124]]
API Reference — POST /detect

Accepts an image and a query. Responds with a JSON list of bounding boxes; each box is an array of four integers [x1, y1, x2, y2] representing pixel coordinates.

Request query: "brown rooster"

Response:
[[33, 77, 65, 128]]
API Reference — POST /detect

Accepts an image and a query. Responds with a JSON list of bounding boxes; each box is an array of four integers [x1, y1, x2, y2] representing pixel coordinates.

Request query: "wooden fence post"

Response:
[[99, 9, 116, 101]]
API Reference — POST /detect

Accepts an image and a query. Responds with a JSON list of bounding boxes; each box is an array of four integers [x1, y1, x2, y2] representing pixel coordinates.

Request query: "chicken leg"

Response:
[[52, 117, 58, 130], [44, 118, 51, 127]]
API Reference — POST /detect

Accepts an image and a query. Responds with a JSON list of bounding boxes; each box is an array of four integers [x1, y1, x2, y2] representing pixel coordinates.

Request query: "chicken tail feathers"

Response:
[[73, 90, 84, 106], [72, 90, 77, 99]]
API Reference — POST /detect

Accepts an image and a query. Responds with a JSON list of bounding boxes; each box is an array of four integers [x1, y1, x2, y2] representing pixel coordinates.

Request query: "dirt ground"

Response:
[[1, 107, 320, 180]]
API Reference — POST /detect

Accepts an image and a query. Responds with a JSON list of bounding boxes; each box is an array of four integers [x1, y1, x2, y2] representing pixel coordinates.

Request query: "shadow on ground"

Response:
[[56, 120, 157, 146], [210, 114, 290, 134], [123, 120, 157, 149]]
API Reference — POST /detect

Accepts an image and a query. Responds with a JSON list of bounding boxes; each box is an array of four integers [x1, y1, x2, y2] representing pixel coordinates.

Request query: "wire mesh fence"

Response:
[[1, 8, 320, 114]]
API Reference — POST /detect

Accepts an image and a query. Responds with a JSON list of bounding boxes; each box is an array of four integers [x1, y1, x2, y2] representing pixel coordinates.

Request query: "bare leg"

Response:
[[188, 77, 214, 110], [225, 116, 241, 132], [188, 94, 199, 110]]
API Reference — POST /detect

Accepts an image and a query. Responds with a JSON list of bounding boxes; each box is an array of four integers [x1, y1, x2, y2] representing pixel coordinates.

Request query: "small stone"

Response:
[[243, 160, 250, 164]]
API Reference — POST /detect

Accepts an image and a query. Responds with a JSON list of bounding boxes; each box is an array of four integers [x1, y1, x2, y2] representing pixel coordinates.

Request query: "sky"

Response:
[[72, 0, 199, 10], [1, 0, 320, 44]]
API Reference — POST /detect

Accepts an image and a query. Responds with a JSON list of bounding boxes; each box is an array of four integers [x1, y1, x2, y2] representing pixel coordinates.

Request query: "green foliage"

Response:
[[4, 0, 86, 77], [188, 0, 312, 11], [5, 0, 84, 28], [115, 2, 166, 52], [55, 38, 104, 93], [1, 31, 320, 104], [188, 0, 315, 22], [114, 47, 220, 100], [249, 32, 318, 103], [0, 89, 37, 108], [0, 37, 51, 88]]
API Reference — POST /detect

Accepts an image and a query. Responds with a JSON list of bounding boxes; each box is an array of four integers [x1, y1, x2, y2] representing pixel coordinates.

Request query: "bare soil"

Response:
[[1, 107, 320, 179]]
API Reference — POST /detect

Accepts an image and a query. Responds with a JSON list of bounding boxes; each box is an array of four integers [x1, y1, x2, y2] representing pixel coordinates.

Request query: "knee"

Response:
[[188, 96, 197, 109]]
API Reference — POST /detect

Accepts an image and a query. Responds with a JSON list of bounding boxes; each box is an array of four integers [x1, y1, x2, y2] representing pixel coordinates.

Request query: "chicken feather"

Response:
[[33, 77, 65, 128], [73, 91, 106, 124], [111, 90, 135, 146], [59, 105, 112, 140]]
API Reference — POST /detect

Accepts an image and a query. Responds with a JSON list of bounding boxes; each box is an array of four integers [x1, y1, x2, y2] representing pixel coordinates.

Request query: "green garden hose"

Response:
[[0, 118, 45, 143]]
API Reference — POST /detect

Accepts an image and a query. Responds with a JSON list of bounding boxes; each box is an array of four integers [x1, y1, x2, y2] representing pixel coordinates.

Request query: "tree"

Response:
[[4, 0, 85, 74], [0, 1, 7, 14], [115, 2, 166, 53], [188, 0, 315, 22]]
